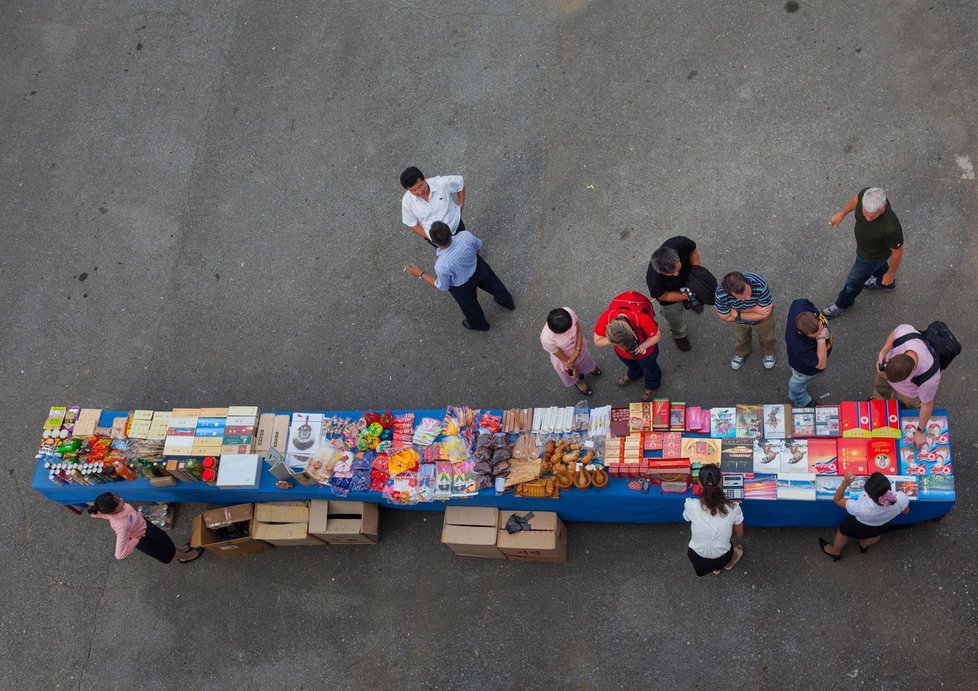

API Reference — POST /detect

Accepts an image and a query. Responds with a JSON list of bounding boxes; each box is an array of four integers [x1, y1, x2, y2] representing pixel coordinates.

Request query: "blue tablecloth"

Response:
[[30, 409, 955, 528]]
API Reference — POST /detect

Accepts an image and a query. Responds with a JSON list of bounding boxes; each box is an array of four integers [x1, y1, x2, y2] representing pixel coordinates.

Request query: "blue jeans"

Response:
[[617, 349, 662, 390], [788, 367, 817, 406], [834, 253, 890, 309]]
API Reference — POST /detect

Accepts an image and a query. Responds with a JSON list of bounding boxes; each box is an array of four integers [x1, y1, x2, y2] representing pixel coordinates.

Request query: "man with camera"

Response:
[[593, 291, 662, 401], [874, 324, 942, 449], [646, 236, 702, 351]]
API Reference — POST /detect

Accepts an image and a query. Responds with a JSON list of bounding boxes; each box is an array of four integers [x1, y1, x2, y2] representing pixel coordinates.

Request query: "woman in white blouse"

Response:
[[682, 464, 745, 576], [819, 472, 910, 560]]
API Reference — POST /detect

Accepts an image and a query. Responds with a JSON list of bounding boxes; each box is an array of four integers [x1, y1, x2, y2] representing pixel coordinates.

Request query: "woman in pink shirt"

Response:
[[89, 492, 202, 564], [541, 307, 602, 396]]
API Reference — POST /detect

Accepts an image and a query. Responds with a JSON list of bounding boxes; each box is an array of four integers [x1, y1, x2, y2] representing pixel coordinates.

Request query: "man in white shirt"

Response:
[[400, 166, 465, 245]]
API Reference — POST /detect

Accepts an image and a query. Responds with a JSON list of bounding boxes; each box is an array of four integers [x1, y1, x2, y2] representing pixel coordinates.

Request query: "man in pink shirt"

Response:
[[873, 324, 942, 449]]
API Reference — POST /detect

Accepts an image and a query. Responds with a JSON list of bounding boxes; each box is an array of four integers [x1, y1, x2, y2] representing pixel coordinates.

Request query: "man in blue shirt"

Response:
[[784, 298, 833, 406], [714, 271, 777, 370], [404, 222, 514, 331]]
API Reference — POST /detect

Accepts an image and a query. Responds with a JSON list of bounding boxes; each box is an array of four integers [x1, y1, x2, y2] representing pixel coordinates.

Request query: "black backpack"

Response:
[[890, 321, 961, 385], [685, 265, 718, 305]]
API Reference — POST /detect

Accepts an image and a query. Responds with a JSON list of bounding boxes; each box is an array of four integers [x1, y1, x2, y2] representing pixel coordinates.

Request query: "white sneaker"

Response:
[[763, 353, 777, 369], [822, 303, 843, 319], [730, 355, 746, 370]]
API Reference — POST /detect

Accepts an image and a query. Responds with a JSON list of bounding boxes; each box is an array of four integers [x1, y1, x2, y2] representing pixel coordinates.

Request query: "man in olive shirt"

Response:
[[646, 236, 700, 351], [822, 187, 904, 319]]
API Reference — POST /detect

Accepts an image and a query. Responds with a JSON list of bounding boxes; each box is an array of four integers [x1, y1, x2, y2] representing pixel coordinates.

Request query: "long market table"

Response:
[[31, 409, 955, 528]]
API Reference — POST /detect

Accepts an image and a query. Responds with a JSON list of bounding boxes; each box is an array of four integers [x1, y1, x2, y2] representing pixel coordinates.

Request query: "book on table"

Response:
[[807, 438, 839, 475], [815, 404, 841, 437], [752, 438, 785, 474], [792, 407, 816, 437], [720, 437, 754, 474], [762, 403, 792, 439], [776, 476, 817, 501], [744, 474, 777, 500], [866, 438, 898, 475], [837, 439, 869, 476], [814, 475, 845, 500], [890, 475, 919, 501], [711, 407, 737, 438], [780, 439, 811, 476], [735, 404, 763, 438]]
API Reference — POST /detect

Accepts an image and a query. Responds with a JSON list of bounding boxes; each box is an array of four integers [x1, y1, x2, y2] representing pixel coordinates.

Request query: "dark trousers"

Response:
[[135, 520, 177, 564], [834, 252, 893, 308], [448, 255, 513, 331], [616, 349, 662, 389]]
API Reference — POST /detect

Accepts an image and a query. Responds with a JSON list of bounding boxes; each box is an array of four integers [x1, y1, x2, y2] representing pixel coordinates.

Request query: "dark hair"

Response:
[[795, 311, 821, 336], [864, 473, 892, 504], [722, 271, 747, 294], [400, 166, 424, 189], [884, 354, 914, 382], [698, 464, 733, 516], [650, 246, 680, 275], [88, 492, 120, 515], [547, 308, 573, 334], [429, 221, 452, 246]]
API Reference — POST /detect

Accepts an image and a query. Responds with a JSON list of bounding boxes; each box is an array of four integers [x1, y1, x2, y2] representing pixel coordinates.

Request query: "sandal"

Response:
[[724, 544, 744, 571], [590, 367, 603, 377], [617, 373, 637, 387], [574, 380, 594, 396], [642, 388, 657, 401], [177, 545, 204, 564], [818, 538, 841, 561]]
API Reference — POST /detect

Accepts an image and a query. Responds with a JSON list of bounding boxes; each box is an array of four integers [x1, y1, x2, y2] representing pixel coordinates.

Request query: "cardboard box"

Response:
[[441, 507, 504, 558], [252, 502, 325, 546], [255, 413, 275, 453], [270, 414, 290, 454], [496, 511, 567, 563], [191, 503, 273, 558], [308, 500, 379, 544]]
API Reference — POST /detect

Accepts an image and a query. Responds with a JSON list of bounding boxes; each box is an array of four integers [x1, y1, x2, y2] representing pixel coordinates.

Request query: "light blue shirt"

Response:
[[434, 231, 483, 291]]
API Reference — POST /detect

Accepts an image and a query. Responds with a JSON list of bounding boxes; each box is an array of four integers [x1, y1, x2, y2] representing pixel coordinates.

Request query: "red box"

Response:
[[643, 433, 663, 451], [840, 401, 873, 438], [651, 399, 670, 431], [866, 439, 898, 475], [869, 400, 901, 438], [661, 432, 683, 459]]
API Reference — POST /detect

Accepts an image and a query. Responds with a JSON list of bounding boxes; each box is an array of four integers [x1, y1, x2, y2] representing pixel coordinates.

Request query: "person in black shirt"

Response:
[[646, 236, 701, 351], [822, 187, 905, 319]]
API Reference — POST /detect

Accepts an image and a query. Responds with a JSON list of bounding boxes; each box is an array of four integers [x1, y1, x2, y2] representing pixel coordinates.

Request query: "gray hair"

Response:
[[605, 318, 636, 348], [862, 188, 887, 214], [651, 246, 680, 275]]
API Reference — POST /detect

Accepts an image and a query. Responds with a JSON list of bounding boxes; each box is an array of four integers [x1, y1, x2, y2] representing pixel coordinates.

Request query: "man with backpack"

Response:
[[646, 236, 714, 352], [874, 323, 958, 449], [593, 291, 662, 401]]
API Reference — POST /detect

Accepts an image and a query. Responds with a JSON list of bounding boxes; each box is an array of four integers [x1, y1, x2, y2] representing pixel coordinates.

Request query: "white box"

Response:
[[216, 454, 261, 489]]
